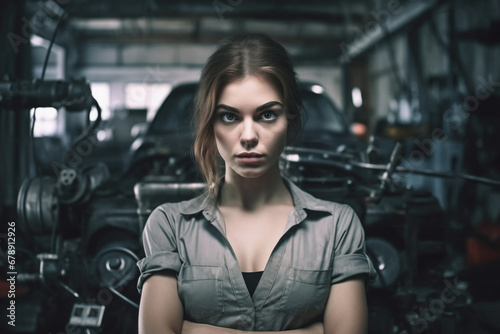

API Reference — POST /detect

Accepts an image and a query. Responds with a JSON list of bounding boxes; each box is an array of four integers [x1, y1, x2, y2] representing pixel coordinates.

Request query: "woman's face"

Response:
[[214, 75, 287, 179]]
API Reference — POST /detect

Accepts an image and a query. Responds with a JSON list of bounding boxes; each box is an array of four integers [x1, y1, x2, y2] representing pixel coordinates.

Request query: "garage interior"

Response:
[[1, 0, 500, 333]]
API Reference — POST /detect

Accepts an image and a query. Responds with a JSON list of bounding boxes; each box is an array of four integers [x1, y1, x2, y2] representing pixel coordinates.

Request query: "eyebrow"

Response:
[[215, 101, 283, 113]]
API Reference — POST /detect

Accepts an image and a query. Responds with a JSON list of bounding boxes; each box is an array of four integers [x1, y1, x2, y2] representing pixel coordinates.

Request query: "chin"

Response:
[[235, 170, 266, 179], [232, 166, 269, 179], [228, 160, 281, 180]]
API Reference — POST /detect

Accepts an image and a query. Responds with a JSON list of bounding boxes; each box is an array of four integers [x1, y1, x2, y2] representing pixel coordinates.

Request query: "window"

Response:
[[125, 83, 172, 121], [31, 107, 58, 137], [91, 82, 111, 120]]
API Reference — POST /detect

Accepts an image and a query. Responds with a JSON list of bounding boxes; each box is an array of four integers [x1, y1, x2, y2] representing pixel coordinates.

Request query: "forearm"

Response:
[[138, 272, 184, 334], [182, 321, 323, 334], [323, 276, 368, 334]]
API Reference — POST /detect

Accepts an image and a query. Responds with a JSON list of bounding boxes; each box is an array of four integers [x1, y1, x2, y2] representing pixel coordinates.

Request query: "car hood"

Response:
[[297, 128, 364, 151], [126, 132, 194, 165]]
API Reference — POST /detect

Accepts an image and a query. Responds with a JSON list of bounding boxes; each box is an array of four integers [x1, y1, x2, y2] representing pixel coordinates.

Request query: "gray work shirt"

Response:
[[137, 179, 375, 331]]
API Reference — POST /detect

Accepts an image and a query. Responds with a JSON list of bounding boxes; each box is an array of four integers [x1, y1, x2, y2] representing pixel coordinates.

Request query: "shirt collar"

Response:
[[178, 189, 217, 219], [283, 178, 333, 214], [178, 178, 333, 218]]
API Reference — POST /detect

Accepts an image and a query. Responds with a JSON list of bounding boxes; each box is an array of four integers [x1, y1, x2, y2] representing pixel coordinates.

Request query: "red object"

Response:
[[0, 279, 29, 298], [467, 222, 500, 267]]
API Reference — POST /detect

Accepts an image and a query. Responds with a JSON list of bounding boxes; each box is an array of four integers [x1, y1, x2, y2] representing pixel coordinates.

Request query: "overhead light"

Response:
[[30, 35, 46, 47], [311, 85, 324, 94], [352, 87, 363, 108], [71, 19, 121, 30]]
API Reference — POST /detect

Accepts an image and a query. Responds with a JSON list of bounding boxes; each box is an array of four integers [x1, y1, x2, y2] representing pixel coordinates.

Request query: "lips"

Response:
[[236, 152, 264, 164], [236, 152, 263, 158]]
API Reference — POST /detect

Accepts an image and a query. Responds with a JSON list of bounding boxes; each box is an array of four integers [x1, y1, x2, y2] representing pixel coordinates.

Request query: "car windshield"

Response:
[[301, 91, 347, 134], [148, 86, 195, 136], [147, 84, 347, 136]]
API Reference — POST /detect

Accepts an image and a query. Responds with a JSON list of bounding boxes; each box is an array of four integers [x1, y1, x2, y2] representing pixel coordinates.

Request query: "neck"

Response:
[[220, 166, 291, 211]]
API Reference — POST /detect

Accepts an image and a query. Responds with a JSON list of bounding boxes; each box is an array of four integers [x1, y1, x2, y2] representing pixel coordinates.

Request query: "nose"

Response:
[[240, 119, 258, 149]]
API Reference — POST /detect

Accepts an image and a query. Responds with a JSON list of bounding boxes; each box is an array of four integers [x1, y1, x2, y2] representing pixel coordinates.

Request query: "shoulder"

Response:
[[304, 195, 359, 230], [306, 195, 354, 216], [286, 178, 355, 217], [153, 190, 211, 216], [145, 191, 211, 230]]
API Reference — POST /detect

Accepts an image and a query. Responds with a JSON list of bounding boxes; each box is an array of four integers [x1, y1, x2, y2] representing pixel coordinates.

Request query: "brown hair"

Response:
[[193, 33, 302, 196]]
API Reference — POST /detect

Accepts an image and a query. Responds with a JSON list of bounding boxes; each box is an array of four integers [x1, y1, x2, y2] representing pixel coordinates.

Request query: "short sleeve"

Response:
[[331, 205, 376, 284], [136, 205, 182, 293]]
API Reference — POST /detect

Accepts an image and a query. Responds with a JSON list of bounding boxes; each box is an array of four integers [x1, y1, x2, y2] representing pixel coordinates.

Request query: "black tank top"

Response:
[[242, 271, 263, 297]]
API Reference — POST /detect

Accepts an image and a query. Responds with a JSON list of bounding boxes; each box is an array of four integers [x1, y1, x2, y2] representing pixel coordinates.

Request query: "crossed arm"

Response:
[[138, 271, 368, 334]]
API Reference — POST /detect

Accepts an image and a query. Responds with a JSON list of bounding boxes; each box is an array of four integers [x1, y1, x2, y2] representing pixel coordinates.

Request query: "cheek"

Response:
[[214, 126, 231, 155], [266, 122, 288, 151]]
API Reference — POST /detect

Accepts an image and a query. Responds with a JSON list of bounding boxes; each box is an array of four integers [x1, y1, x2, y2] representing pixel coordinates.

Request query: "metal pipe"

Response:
[[341, 0, 441, 62]]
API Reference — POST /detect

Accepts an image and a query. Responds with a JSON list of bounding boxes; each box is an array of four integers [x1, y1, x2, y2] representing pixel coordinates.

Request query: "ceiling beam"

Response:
[[340, 0, 443, 62], [42, 0, 367, 24]]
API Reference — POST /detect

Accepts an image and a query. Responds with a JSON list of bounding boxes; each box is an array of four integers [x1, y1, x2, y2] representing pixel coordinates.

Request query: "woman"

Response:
[[137, 34, 374, 334]]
